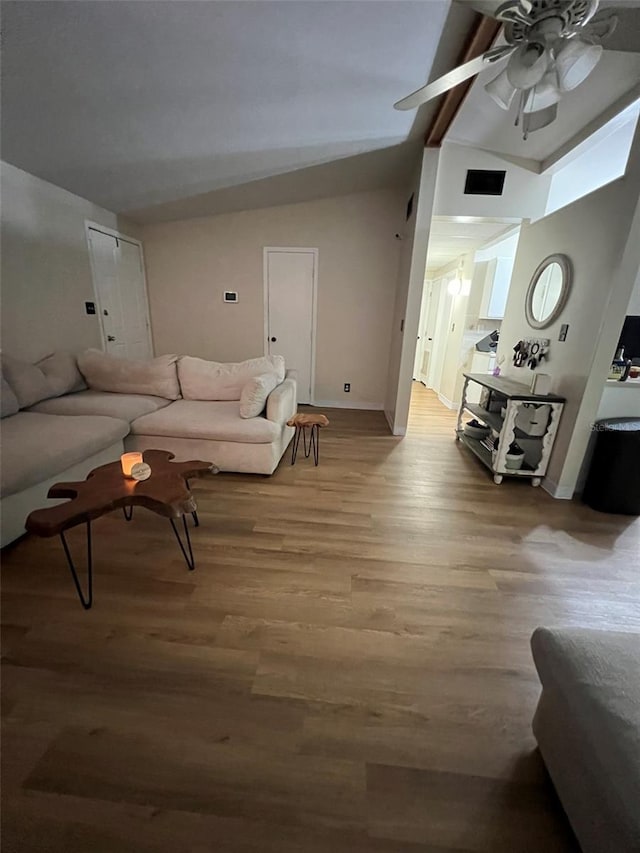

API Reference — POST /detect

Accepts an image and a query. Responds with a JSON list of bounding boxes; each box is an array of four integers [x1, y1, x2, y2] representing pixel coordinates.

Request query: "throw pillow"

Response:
[[77, 349, 181, 400], [1, 351, 86, 409], [178, 355, 285, 401], [239, 372, 280, 418], [1, 353, 56, 408], [1, 374, 19, 418], [38, 351, 86, 396]]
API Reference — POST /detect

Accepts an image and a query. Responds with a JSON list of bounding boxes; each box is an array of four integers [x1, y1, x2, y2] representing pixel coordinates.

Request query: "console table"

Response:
[[456, 373, 565, 486]]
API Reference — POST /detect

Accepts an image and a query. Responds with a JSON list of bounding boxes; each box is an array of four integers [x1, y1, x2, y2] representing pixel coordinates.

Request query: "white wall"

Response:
[[474, 228, 520, 263], [497, 123, 640, 498], [433, 143, 551, 221], [1, 161, 137, 363], [142, 189, 404, 408]]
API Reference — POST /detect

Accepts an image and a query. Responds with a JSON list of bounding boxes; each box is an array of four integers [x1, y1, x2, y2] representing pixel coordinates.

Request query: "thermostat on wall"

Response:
[[223, 291, 238, 303]]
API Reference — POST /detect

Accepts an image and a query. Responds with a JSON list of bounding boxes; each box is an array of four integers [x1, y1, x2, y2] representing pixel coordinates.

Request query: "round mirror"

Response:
[[525, 254, 572, 329]]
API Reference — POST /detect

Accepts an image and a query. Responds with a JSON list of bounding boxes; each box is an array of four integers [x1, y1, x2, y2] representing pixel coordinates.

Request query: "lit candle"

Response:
[[121, 452, 143, 477]]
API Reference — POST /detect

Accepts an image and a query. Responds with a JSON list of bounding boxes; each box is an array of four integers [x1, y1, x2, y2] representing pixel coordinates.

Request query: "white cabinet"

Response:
[[479, 257, 513, 319]]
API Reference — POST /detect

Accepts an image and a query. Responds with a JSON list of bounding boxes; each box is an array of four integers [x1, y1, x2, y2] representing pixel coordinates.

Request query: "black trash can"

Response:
[[582, 418, 640, 515]]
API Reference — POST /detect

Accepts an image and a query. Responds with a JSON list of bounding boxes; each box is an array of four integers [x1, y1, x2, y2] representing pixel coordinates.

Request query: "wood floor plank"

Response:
[[24, 726, 367, 832], [366, 762, 580, 852], [3, 385, 635, 850]]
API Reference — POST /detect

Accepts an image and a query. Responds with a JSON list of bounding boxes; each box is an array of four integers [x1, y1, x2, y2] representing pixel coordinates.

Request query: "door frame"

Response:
[[84, 221, 154, 357], [263, 246, 318, 403]]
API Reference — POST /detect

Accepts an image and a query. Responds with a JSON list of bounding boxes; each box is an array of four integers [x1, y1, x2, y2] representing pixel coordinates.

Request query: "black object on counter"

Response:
[[475, 330, 499, 353], [582, 418, 640, 515]]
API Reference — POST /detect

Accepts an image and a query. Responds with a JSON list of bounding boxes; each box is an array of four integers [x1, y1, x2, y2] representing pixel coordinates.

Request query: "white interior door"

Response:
[[88, 228, 153, 360], [422, 279, 442, 384], [427, 277, 450, 393], [265, 248, 316, 403], [413, 280, 431, 379]]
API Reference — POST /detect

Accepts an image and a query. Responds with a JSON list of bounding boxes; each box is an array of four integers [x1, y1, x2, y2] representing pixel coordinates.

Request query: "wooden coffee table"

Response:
[[25, 449, 218, 609]]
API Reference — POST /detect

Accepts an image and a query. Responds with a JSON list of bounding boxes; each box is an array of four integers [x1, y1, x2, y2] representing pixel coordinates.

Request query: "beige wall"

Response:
[[384, 149, 440, 433], [1, 161, 138, 363], [498, 123, 640, 498], [142, 189, 404, 407]]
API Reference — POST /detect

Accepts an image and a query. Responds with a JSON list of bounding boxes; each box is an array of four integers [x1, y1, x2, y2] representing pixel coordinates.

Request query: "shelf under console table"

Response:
[[456, 373, 566, 486]]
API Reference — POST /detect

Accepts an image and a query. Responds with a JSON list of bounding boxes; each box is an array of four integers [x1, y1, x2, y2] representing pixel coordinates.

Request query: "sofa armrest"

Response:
[[266, 369, 297, 425]]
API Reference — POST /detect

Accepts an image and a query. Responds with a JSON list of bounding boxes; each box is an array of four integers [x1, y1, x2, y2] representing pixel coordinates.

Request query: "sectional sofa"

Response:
[[0, 349, 297, 546]]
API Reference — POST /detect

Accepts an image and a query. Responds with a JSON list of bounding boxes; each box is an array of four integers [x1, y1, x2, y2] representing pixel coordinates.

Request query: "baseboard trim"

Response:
[[384, 409, 394, 433], [542, 477, 574, 500], [437, 393, 458, 410], [311, 400, 385, 411]]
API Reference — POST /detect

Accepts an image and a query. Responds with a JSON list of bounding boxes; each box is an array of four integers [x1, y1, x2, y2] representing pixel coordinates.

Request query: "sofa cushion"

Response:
[[178, 355, 285, 401], [531, 627, 640, 853], [1, 352, 85, 409], [131, 400, 280, 444], [1, 375, 19, 419], [1, 412, 129, 498], [240, 373, 280, 419], [30, 390, 172, 421], [78, 349, 180, 400]]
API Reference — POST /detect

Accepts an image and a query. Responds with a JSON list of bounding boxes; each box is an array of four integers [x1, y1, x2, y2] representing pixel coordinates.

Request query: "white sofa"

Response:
[[1, 350, 296, 546]]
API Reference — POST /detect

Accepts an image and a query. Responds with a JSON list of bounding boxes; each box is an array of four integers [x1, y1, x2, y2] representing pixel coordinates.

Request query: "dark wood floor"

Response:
[[2, 384, 639, 852]]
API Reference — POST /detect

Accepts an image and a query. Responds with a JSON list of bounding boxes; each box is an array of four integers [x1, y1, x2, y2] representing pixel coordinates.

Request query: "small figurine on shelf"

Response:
[[492, 356, 505, 377]]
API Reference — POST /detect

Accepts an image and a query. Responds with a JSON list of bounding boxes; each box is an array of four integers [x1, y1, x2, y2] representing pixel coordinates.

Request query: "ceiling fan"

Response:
[[394, 0, 621, 139]]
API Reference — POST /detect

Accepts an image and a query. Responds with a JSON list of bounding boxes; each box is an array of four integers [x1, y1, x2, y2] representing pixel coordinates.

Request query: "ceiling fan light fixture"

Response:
[[523, 70, 562, 113], [506, 41, 549, 89], [523, 102, 559, 136], [555, 38, 603, 92], [484, 69, 518, 110]]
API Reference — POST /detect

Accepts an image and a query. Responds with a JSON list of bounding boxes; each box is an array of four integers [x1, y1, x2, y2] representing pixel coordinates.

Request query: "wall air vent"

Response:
[[464, 170, 506, 196]]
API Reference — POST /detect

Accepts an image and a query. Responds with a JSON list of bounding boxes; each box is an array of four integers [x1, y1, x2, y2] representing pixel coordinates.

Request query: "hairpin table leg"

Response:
[[304, 424, 319, 465], [291, 426, 303, 465], [59, 521, 93, 610], [191, 510, 199, 527], [122, 506, 134, 522], [170, 514, 195, 570]]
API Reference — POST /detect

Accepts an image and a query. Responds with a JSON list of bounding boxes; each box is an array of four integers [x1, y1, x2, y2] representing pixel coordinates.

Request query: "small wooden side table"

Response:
[[25, 449, 217, 609], [287, 413, 329, 466]]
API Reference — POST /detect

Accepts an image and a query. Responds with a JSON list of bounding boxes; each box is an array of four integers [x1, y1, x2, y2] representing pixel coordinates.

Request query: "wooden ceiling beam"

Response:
[[424, 15, 502, 148]]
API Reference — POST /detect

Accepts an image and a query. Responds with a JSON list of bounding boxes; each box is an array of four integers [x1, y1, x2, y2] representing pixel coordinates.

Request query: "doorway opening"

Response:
[[409, 217, 521, 433]]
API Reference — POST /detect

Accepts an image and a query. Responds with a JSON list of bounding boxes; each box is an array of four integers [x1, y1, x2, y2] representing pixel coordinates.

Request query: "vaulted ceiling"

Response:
[[1, 0, 470, 221], [3, 0, 639, 225]]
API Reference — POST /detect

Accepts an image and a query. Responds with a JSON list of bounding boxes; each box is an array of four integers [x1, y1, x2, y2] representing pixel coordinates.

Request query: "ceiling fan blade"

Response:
[[495, 0, 534, 24], [394, 45, 515, 111], [580, 10, 617, 42]]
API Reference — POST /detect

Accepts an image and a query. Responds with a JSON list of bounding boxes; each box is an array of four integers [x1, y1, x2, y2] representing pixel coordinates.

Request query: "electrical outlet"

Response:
[[344, 383, 351, 393]]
